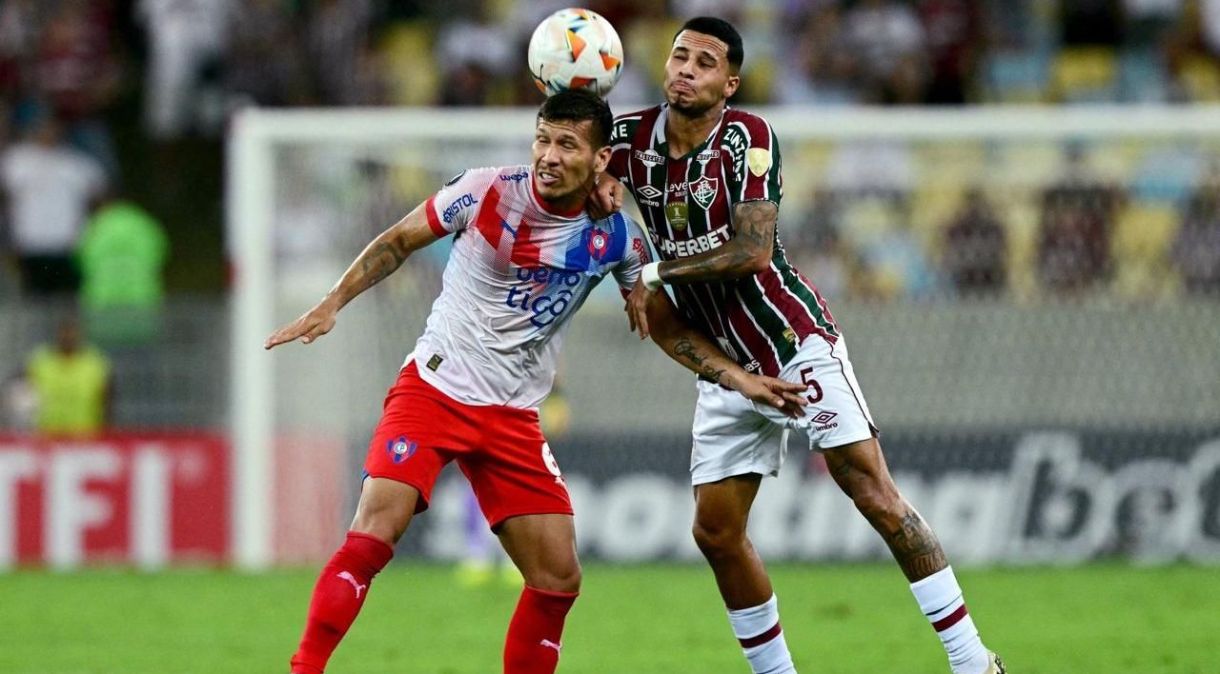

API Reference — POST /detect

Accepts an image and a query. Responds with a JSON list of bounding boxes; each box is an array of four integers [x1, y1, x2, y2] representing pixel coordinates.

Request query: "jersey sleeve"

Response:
[[423, 167, 501, 236], [612, 214, 652, 292], [724, 116, 783, 207]]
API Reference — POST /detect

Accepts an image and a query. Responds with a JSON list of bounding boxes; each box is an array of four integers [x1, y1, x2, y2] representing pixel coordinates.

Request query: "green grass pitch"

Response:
[[1, 563, 1217, 673]]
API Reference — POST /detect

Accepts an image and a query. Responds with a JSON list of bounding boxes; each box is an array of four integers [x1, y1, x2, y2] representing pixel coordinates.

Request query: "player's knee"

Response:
[[350, 500, 413, 545], [692, 518, 746, 560], [350, 480, 419, 544], [849, 480, 905, 527], [525, 559, 582, 593], [349, 512, 407, 546]]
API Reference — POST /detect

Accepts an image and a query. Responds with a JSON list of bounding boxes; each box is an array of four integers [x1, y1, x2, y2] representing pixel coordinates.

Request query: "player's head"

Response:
[[533, 89, 614, 207], [665, 17, 743, 116]]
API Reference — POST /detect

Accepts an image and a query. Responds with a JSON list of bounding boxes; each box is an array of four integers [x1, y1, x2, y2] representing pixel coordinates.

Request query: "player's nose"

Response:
[[539, 145, 561, 166]]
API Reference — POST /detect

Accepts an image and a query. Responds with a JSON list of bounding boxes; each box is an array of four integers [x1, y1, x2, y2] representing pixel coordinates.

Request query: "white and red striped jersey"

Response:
[[411, 165, 650, 409]]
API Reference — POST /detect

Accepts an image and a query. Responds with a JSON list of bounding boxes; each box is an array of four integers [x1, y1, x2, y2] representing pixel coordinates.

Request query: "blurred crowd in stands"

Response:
[[0, 0, 1217, 306], [0, 0, 1218, 436]]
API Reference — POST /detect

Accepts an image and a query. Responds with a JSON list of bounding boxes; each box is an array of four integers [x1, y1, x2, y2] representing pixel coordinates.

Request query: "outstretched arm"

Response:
[[627, 200, 777, 338], [265, 201, 440, 349], [643, 288, 806, 417]]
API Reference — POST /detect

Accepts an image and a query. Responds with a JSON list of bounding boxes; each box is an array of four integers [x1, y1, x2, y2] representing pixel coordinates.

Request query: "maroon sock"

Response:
[[290, 532, 394, 674], [503, 586, 579, 674]]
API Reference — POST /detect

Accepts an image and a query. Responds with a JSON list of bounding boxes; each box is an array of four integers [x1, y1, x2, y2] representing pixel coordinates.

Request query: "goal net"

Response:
[[229, 106, 1220, 568]]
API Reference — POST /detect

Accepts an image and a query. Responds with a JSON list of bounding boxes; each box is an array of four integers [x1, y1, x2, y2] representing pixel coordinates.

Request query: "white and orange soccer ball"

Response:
[[527, 8, 624, 97]]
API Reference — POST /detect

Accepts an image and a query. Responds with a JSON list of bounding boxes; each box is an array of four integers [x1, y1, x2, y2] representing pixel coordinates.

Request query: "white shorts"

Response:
[[689, 336, 878, 486]]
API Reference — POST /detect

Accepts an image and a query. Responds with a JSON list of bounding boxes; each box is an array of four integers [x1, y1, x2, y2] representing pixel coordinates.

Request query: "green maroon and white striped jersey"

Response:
[[607, 104, 840, 377]]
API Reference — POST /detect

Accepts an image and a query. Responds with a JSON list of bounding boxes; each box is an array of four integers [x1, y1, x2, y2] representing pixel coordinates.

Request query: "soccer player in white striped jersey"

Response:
[[266, 89, 808, 674], [593, 17, 1004, 674]]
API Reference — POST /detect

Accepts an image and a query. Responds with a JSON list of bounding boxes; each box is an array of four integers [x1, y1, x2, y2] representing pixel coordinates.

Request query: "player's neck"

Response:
[[531, 175, 588, 218], [666, 102, 725, 157]]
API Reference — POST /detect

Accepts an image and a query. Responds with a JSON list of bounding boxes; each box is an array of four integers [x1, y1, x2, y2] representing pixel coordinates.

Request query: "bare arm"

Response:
[[658, 200, 777, 283], [626, 200, 777, 339], [265, 201, 440, 349], [644, 289, 806, 417]]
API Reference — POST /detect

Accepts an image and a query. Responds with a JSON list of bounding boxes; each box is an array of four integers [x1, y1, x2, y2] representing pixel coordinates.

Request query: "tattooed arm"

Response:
[[644, 289, 807, 417], [265, 201, 441, 349], [658, 200, 777, 283], [626, 200, 777, 339]]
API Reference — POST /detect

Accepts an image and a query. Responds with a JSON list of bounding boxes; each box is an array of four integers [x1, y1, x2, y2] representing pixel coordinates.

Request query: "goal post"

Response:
[[228, 105, 1220, 569]]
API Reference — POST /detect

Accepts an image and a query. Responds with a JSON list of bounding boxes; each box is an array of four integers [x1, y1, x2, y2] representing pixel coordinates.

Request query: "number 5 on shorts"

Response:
[[800, 367, 824, 404]]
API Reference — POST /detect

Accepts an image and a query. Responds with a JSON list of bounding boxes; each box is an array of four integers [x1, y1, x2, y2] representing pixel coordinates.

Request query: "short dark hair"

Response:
[[675, 17, 744, 71], [537, 89, 613, 147]]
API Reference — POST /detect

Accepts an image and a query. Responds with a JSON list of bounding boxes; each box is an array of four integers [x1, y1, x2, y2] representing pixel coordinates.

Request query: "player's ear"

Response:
[[593, 145, 612, 174], [724, 74, 741, 99]]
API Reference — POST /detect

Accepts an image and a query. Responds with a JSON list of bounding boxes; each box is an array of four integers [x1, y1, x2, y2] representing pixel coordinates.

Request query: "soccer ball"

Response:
[[528, 8, 624, 97]]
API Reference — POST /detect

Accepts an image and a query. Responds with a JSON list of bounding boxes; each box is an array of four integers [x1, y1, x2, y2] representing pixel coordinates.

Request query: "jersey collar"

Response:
[[655, 103, 728, 161]]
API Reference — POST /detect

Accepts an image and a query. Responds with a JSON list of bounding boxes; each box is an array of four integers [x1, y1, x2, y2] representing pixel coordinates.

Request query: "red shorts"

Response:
[[363, 362, 572, 528]]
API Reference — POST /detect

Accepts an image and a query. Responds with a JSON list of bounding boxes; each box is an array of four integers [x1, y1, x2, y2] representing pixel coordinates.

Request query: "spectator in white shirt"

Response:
[[0, 112, 107, 294]]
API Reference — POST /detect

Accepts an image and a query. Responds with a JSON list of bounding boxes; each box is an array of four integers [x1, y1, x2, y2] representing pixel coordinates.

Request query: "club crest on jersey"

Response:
[[587, 227, 610, 261], [689, 176, 719, 210], [386, 436, 418, 464]]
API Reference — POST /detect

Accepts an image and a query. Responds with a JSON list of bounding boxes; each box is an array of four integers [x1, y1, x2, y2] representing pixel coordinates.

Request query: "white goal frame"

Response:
[[227, 104, 1220, 569]]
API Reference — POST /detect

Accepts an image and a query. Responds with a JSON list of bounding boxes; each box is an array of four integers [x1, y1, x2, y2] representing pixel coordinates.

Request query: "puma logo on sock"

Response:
[[540, 639, 562, 653], [337, 571, 367, 599]]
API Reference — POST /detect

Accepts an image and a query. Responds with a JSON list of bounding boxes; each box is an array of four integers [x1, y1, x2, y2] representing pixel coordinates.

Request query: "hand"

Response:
[[624, 277, 658, 339], [264, 300, 339, 350], [731, 374, 808, 418], [587, 173, 624, 220]]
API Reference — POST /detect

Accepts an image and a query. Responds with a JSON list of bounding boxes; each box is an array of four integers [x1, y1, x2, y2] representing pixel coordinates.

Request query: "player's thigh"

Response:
[[363, 363, 477, 514], [496, 513, 580, 592], [350, 477, 422, 544], [459, 406, 573, 530], [693, 473, 763, 537], [691, 379, 787, 485], [761, 336, 879, 451]]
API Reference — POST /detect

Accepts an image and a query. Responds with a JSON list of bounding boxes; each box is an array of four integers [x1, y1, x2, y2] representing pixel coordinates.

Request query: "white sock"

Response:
[[910, 566, 990, 674], [727, 594, 798, 674]]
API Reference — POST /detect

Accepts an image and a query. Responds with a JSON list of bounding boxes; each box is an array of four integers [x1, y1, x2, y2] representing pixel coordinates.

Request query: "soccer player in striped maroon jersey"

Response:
[[266, 90, 807, 674], [592, 17, 1004, 674]]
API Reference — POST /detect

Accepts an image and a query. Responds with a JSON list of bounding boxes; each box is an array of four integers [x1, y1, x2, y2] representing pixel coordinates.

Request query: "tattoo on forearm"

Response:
[[881, 509, 948, 581], [359, 241, 408, 288], [673, 336, 726, 383]]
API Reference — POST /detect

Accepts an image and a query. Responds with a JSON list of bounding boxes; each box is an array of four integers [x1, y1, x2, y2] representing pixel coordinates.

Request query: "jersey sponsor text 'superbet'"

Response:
[[414, 165, 649, 409], [608, 104, 840, 378]]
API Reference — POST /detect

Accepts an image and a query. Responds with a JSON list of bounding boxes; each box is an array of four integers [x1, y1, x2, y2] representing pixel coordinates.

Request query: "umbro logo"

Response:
[[812, 411, 837, 425], [638, 185, 663, 200]]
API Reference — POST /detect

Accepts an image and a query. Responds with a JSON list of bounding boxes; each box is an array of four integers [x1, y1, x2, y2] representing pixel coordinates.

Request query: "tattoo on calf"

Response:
[[882, 509, 948, 581]]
